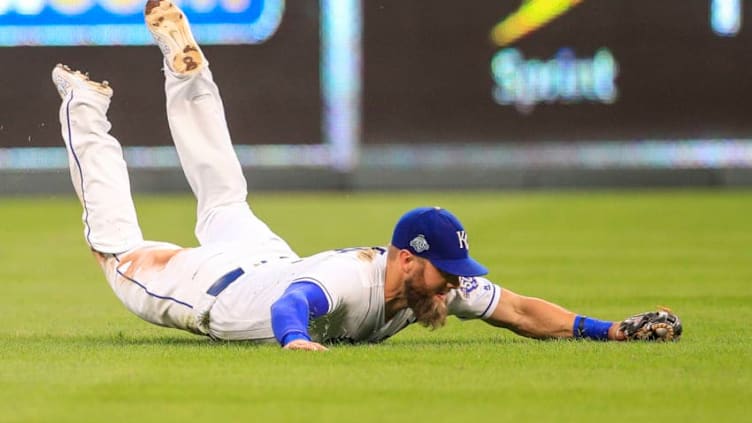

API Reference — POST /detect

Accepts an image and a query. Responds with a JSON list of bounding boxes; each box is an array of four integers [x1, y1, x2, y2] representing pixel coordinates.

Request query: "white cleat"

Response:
[[51, 64, 113, 99], [144, 0, 204, 75]]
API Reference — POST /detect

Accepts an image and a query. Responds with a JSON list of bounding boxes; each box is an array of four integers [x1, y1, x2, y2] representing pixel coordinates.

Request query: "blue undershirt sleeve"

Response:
[[271, 281, 330, 346]]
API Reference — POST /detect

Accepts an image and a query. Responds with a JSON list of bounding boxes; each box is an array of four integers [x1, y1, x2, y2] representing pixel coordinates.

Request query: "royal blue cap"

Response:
[[391, 207, 488, 277]]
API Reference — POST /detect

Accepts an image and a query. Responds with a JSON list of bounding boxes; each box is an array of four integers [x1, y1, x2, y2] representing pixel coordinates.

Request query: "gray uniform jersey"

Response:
[[207, 247, 501, 343]]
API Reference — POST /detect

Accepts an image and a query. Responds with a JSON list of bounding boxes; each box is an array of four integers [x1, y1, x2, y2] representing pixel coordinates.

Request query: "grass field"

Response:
[[1, 189, 750, 422]]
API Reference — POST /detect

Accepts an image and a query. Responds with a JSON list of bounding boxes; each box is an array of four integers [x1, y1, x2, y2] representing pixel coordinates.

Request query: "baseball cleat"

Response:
[[144, 0, 204, 75], [51, 64, 113, 99]]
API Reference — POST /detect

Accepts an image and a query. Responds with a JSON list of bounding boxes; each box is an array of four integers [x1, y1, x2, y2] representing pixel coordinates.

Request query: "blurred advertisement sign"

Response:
[[489, 0, 618, 113], [491, 47, 618, 114], [0, 0, 321, 153], [0, 0, 284, 45], [363, 0, 752, 144]]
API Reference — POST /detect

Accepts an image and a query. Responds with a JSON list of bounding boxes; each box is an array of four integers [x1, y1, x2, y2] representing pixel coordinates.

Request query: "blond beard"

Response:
[[409, 291, 448, 330]]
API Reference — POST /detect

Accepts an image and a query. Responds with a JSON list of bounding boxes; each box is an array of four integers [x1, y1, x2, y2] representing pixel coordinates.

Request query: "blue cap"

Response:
[[391, 207, 488, 277]]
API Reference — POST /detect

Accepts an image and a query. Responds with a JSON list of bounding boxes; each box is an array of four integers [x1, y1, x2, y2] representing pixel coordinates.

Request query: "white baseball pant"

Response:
[[58, 63, 297, 334]]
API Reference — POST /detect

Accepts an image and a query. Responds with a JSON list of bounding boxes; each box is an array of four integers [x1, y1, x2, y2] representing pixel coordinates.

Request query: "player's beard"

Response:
[[405, 278, 448, 330]]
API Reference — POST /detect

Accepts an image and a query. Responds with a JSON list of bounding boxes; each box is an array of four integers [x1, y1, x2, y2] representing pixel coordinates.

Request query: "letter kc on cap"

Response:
[[391, 207, 488, 277]]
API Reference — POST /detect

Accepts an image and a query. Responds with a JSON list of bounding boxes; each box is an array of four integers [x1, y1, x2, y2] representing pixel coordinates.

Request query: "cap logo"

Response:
[[457, 230, 469, 249], [409, 234, 430, 253]]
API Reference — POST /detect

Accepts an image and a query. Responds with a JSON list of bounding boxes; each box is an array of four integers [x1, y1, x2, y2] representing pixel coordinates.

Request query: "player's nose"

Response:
[[439, 279, 459, 294], [446, 276, 460, 290]]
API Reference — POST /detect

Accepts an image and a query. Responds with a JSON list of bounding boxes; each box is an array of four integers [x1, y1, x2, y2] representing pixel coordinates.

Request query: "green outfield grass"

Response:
[[1, 189, 750, 422]]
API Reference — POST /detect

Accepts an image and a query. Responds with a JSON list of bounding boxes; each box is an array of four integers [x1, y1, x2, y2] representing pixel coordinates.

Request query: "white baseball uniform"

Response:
[[208, 247, 501, 343], [57, 63, 502, 344]]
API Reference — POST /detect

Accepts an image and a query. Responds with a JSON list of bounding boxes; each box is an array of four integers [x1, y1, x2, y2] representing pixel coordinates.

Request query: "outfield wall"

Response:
[[1, 1, 751, 193], [3, 161, 752, 195]]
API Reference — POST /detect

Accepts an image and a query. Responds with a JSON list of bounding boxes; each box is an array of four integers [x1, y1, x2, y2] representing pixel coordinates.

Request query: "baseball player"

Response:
[[50, 0, 681, 351]]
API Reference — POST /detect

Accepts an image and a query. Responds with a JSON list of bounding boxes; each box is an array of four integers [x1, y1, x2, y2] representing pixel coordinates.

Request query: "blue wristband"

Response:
[[573, 315, 612, 340]]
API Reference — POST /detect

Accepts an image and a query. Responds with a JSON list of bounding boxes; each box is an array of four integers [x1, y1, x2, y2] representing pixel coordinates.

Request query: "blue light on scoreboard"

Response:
[[0, 0, 285, 46]]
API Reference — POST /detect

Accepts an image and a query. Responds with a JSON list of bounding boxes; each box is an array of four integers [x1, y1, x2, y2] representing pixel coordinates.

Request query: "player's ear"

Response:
[[402, 250, 427, 277], [398, 249, 416, 273]]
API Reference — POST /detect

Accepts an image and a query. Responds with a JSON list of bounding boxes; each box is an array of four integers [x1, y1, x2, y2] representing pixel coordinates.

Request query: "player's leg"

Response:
[[51, 64, 205, 333], [145, 0, 241, 227], [52, 64, 143, 254], [144, 0, 296, 258]]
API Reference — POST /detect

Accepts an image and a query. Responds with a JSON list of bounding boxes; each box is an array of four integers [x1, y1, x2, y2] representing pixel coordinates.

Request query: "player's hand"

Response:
[[283, 339, 329, 351]]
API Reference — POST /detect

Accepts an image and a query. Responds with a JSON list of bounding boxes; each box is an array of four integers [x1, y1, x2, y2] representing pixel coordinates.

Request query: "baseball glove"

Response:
[[619, 307, 682, 341]]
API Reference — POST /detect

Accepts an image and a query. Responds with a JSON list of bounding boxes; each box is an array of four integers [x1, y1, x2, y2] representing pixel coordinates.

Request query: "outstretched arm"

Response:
[[484, 288, 625, 340]]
